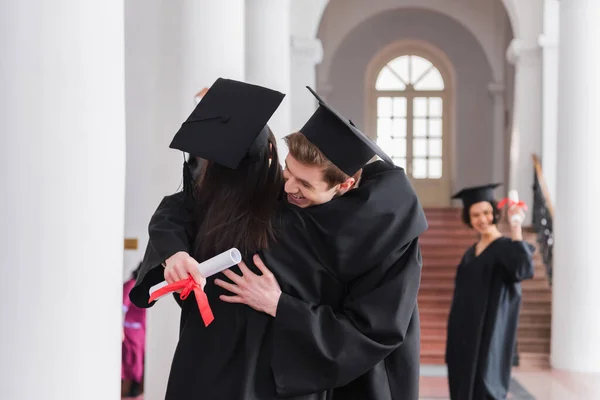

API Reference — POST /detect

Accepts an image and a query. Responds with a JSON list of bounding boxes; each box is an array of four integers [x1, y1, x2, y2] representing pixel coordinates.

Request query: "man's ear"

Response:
[[337, 177, 356, 195]]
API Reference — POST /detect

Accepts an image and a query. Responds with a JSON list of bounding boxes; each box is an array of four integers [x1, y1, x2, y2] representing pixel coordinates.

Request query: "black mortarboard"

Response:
[[300, 86, 393, 176], [169, 78, 285, 169], [451, 183, 502, 209]]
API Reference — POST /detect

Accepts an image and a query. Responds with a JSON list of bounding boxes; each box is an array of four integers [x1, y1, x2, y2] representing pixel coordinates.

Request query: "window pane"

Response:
[[429, 138, 443, 157], [414, 68, 445, 90], [377, 97, 392, 117], [376, 135, 393, 151], [413, 118, 427, 137], [429, 97, 443, 117], [429, 118, 442, 137], [377, 118, 392, 137], [388, 56, 410, 84], [394, 157, 406, 170], [413, 138, 427, 157], [376, 67, 406, 90], [414, 97, 427, 117], [411, 56, 433, 84], [428, 158, 443, 179], [392, 118, 406, 138], [393, 138, 406, 157], [393, 97, 407, 117], [413, 158, 427, 179]]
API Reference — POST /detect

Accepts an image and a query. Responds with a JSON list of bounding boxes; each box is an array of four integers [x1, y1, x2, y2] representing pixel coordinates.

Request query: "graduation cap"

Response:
[[300, 86, 393, 176], [170, 78, 285, 170], [451, 183, 502, 209]]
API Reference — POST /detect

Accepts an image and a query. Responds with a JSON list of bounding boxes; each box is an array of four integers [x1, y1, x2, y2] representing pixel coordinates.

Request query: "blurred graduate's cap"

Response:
[[451, 183, 502, 209]]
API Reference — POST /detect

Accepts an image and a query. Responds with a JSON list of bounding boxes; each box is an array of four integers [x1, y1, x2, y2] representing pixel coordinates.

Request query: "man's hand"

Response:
[[214, 254, 282, 317], [163, 251, 206, 289]]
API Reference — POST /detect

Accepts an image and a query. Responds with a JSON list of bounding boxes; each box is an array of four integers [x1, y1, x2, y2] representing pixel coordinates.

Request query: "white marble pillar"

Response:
[[539, 0, 560, 204], [245, 0, 292, 145], [551, 0, 600, 373], [290, 36, 323, 131], [289, 0, 327, 132], [0, 1, 125, 399], [488, 82, 506, 191], [124, 2, 247, 399], [507, 38, 543, 225]]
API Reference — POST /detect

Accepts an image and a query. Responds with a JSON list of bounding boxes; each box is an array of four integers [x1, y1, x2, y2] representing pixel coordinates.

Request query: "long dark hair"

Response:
[[192, 127, 283, 261]]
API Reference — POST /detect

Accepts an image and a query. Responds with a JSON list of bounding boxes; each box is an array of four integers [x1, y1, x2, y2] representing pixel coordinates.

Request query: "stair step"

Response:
[[518, 337, 551, 353], [419, 270, 457, 280], [517, 353, 550, 370], [420, 237, 478, 246]]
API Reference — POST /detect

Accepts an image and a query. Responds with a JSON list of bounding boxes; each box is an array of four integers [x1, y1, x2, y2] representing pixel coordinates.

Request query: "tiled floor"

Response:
[[419, 366, 600, 400]]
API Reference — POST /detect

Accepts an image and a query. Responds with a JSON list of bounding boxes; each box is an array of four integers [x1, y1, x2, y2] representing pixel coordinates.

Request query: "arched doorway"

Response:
[[366, 40, 455, 206]]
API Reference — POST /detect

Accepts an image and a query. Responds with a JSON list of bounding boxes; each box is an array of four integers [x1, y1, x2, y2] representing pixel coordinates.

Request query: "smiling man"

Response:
[[282, 131, 360, 208]]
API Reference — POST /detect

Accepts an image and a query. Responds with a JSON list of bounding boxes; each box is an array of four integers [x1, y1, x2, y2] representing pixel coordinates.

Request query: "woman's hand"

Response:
[[163, 251, 205, 290], [508, 205, 524, 241], [214, 254, 282, 317]]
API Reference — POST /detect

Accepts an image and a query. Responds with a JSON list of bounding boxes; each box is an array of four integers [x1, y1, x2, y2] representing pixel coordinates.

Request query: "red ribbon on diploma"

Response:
[[148, 277, 215, 327], [497, 198, 528, 211]]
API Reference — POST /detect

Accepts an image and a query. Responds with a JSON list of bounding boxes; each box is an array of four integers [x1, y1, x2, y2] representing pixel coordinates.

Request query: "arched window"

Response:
[[374, 54, 446, 179]]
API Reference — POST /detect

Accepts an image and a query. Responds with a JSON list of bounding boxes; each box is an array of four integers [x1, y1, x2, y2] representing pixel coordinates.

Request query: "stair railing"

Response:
[[531, 154, 554, 285]]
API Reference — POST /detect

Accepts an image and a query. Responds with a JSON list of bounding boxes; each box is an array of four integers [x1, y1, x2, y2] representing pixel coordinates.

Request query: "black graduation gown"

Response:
[[445, 237, 535, 400], [130, 161, 428, 400]]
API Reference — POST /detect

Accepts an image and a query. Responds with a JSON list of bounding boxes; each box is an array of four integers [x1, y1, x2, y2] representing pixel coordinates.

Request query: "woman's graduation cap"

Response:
[[451, 183, 502, 209], [170, 78, 285, 170], [300, 86, 394, 176]]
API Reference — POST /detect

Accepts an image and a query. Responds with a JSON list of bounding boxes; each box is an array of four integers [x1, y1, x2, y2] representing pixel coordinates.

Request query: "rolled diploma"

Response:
[[149, 248, 242, 299], [508, 190, 523, 226]]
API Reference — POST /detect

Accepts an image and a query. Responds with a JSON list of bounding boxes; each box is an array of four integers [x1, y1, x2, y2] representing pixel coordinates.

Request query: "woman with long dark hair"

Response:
[[129, 78, 289, 398], [446, 184, 535, 400]]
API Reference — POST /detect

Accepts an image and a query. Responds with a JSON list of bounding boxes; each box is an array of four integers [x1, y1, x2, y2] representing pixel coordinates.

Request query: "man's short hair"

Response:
[[284, 132, 361, 188]]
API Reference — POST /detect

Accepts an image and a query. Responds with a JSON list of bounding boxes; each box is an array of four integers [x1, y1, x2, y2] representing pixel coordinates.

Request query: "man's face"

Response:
[[283, 154, 351, 208]]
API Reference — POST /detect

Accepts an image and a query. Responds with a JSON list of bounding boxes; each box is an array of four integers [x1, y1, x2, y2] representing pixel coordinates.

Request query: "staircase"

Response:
[[419, 207, 551, 369]]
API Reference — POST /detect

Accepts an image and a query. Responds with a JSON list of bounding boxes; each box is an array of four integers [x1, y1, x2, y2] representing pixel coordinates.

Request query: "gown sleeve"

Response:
[[129, 192, 195, 308], [271, 238, 422, 396], [497, 240, 536, 283]]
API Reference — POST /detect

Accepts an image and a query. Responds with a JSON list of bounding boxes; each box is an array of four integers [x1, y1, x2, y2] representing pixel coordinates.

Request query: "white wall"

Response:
[[245, 0, 291, 142], [317, 0, 510, 86], [540, 0, 560, 204], [506, 0, 544, 225], [124, 1, 245, 399], [290, 0, 328, 132]]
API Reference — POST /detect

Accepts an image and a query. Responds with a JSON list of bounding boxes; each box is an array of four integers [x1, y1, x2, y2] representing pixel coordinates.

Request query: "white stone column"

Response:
[[539, 0, 560, 204], [0, 1, 125, 399], [124, 2, 247, 399], [551, 0, 600, 373], [507, 38, 543, 225], [488, 82, 506, 191], [245, 0, 292, 144], [290, 36, 323, 131], [289, 0, 327, 132]]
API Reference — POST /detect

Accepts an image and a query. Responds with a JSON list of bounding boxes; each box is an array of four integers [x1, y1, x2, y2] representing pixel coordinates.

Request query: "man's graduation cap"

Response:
[[300, 86, 394, 176], [170, 78, 285, 170], [451, 183, 502, 209]]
